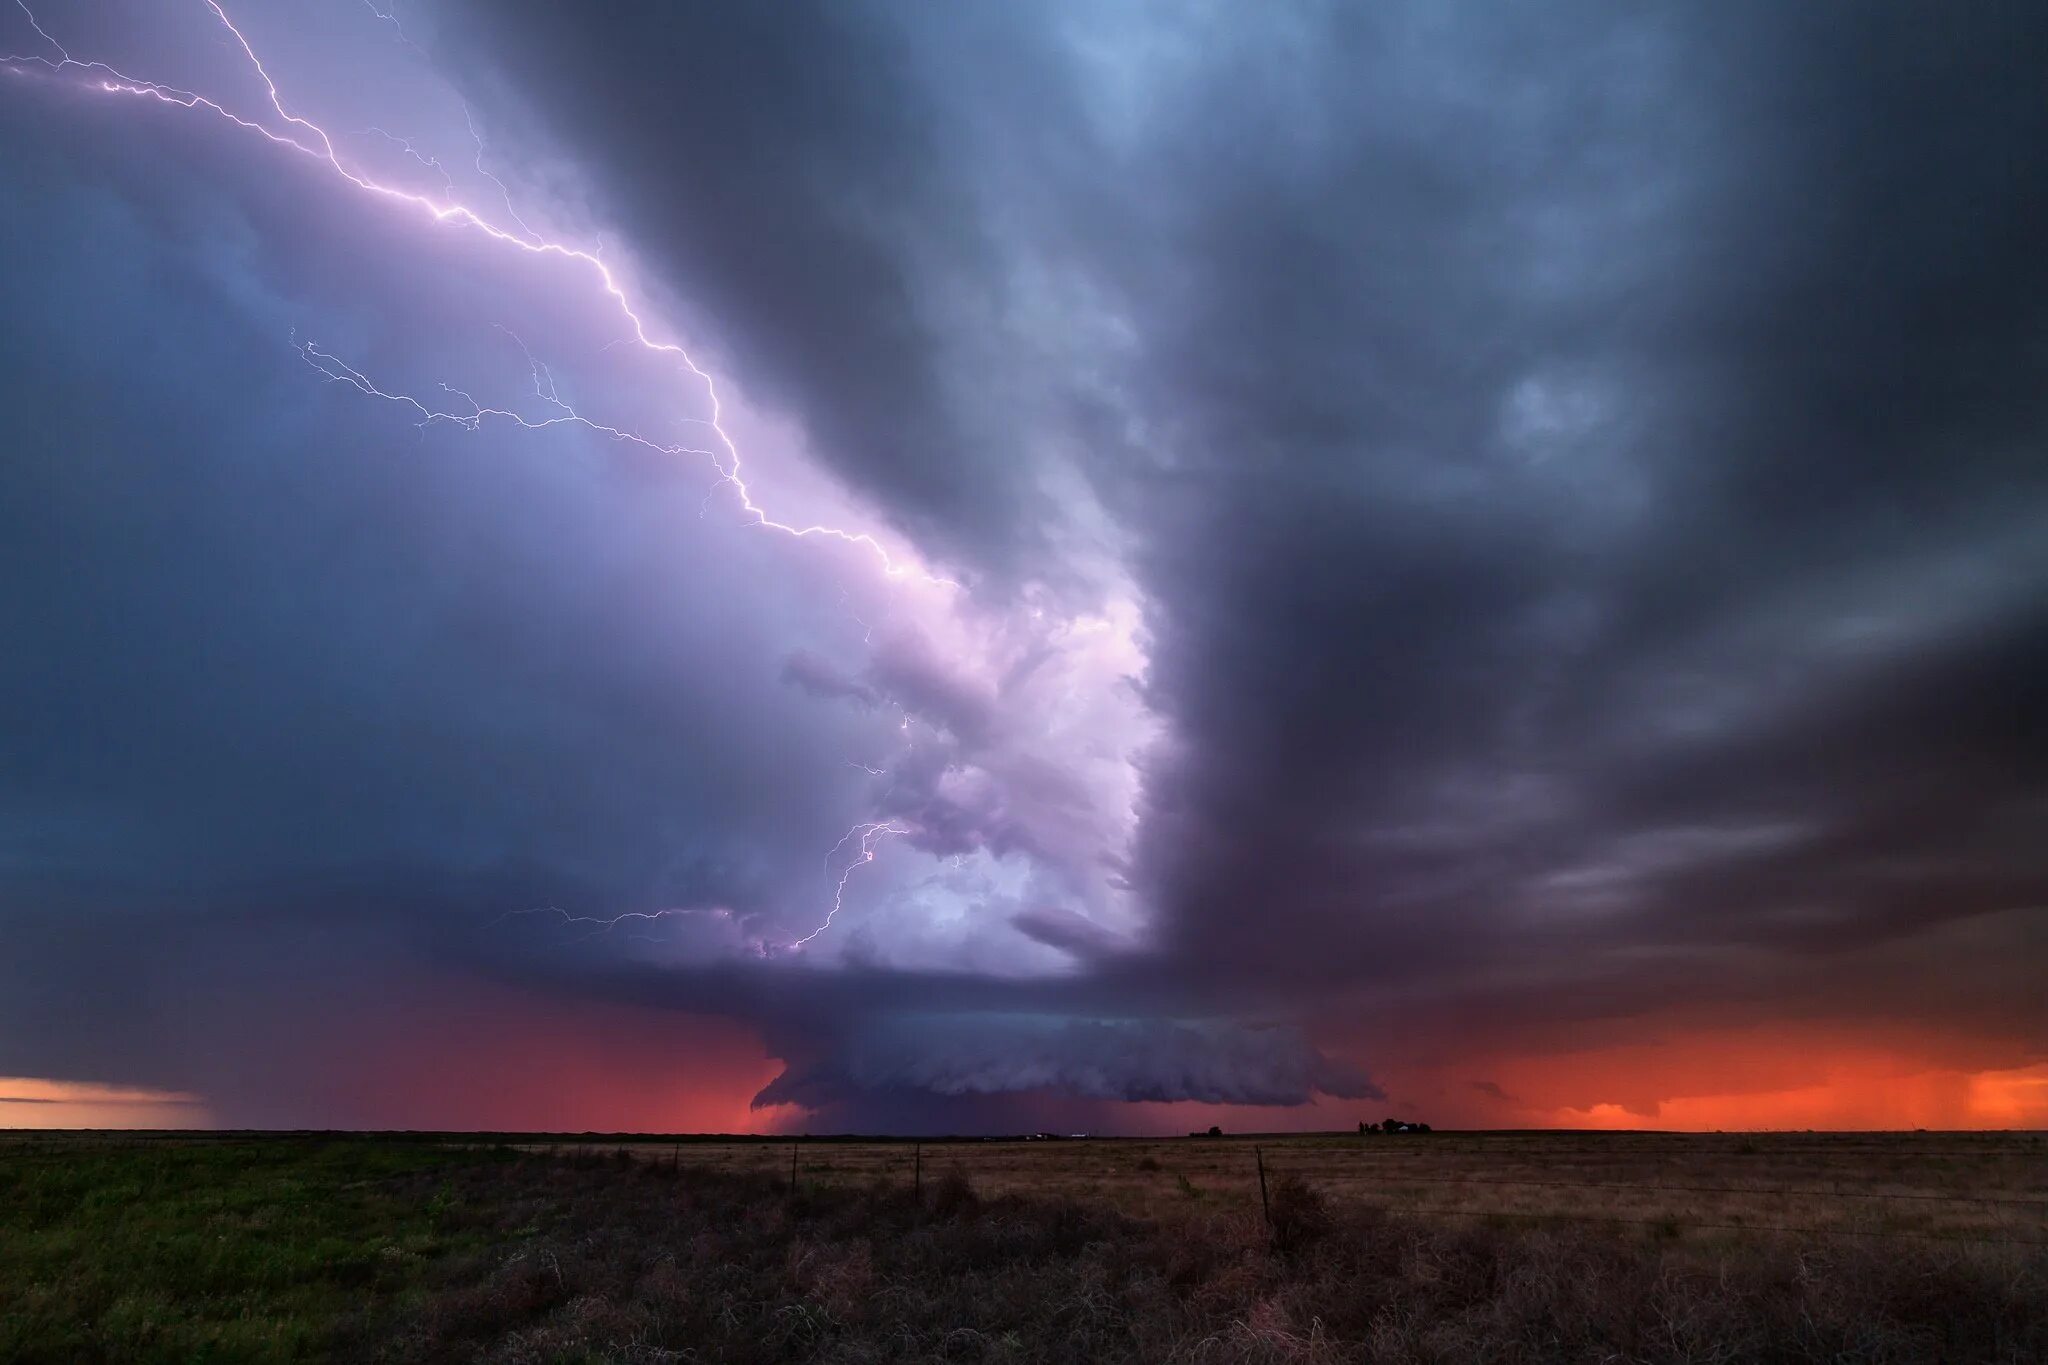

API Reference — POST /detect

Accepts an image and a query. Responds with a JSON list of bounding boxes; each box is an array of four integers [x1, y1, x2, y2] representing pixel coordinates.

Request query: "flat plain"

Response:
[[602, 1129, 2048, 1241], [3, 1130, 2043, 1363]]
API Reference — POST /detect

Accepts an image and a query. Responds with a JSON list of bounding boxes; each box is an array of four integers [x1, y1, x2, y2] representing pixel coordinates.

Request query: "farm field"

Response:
[[594, 1129, 2048, 1242], [2, 1131, 2043, 1363]]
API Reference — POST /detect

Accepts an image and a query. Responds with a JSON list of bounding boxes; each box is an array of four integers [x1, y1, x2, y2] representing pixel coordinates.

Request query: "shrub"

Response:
[[929, 1168, 978, 1217], [1266, 1170, 1331, 1253]]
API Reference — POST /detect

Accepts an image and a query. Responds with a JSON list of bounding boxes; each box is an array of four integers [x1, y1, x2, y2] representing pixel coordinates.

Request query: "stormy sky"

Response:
[[2, 0, 2044, 1133]]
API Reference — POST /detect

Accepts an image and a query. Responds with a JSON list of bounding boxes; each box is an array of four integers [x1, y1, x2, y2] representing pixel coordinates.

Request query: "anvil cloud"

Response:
[[1, 0, 2044, 1132]]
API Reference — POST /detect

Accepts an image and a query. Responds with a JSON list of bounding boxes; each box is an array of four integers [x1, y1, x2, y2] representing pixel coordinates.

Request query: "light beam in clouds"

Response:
[[1, 0, 953, 588]]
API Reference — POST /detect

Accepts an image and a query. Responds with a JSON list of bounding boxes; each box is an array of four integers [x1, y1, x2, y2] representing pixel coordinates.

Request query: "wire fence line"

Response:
[[1258, 1167, 2048, 1209], [1328, 1202, 2048, 1249], [1296, 1142, 2048, 1160], [16, 1134, 2047, 1248], [639, 1140, 2048, 1250], [502, 1139, 2048, 1250], [613, 1139, 2048, 1223]]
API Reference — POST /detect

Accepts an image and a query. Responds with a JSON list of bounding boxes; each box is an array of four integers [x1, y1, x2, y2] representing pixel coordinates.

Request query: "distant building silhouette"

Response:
[[1369, 1117, 1431, 1134]]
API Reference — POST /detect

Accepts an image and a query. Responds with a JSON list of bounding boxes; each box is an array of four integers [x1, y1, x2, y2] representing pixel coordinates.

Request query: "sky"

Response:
[[2, 0, 2045, 1134]]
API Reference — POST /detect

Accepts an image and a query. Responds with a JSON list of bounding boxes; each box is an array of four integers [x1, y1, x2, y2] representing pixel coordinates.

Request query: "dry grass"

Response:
[[7, 1132, 2044, 1362], [565, 1130, 2048, 1244], [371, 1144, 2048, 1362]]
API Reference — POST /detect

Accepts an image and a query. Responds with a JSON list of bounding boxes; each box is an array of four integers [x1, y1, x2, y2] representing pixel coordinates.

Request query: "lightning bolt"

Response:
[[294, 333, 733, 468], [5, 0, 945, 945], [500, 905, 737, 947], [350, 124, 458, 201], [501, 819, 905, 953], [2, 0, 955, 587], [359, 0, 415, 49], [791, 821, 908, 948]]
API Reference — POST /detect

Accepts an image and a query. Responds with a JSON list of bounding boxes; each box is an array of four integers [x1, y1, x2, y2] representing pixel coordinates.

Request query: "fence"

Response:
[[1245, 1143, 2048, 1248], [13, 1132, 2045, 1249]]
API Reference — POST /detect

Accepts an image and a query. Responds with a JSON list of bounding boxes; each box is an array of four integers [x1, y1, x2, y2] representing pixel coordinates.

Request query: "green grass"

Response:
[[0, 1139, 512, 1364]]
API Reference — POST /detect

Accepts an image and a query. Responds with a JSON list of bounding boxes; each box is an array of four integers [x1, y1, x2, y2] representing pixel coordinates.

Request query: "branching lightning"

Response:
[[2, 0, 954, 587], [499, 818, 904, 954], [5, 0, 942, 945], [295, 334, 732, 466], [793, 821, 908, 948], [501, 905, 736, 947], [359, 0, 417, 52]]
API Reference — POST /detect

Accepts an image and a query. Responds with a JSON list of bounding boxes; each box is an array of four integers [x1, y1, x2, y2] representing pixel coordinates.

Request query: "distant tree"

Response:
[[1357, 1121, 1367, 1134], [1416, 1122, 1431, 1133], [1383, 1117, 1403, 1133], [1207, 1124, 1223, 1137]]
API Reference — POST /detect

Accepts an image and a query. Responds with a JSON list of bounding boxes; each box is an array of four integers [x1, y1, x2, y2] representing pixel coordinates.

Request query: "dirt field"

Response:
[[554, 1129, 2048, 1245]]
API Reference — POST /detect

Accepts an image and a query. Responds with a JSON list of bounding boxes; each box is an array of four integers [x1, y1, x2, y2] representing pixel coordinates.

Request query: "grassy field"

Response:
[[603, 1130, 2048, 1240], [2, 1131, 2043, 1362]]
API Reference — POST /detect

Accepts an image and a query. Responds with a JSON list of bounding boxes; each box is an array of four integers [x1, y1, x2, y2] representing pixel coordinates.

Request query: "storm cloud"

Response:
[[1, 0, 2043, 1129], [756, 1016, 1380, 1112]]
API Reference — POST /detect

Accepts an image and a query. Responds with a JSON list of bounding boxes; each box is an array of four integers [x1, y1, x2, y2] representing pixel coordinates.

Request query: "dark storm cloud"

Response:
[[444, 0, 2048, 1073], [754, 1015, 1380, 1111], [3, 0, 2045, 1127], [0, 72, 899, 1107], [1114, 1, 2048, 1029], [1010, 905, 1131, 962], [432, 0, 1078, 580]]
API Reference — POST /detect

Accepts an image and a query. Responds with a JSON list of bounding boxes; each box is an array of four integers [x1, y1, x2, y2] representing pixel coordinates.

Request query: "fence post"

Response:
[[1255, 1145, 1272, 1239], [790, 1141, 799, 1195], [914, 1141, 923, 1198], [672, 1141, 680, 1172]]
